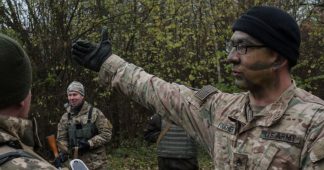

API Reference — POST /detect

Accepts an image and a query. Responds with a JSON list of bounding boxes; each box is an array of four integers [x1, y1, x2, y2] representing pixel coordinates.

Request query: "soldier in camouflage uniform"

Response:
[[71, 6, 324, 170], [0, 34, 57, 169], [56, 81, 113, 170]]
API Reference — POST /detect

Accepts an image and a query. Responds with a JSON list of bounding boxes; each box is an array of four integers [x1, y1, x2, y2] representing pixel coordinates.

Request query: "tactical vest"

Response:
[[67, 106, 98, 148], [157, 121, 197, 159]]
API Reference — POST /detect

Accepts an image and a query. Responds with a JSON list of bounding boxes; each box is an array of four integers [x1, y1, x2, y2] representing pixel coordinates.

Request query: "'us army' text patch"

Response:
[[260, 130, 301, 144]]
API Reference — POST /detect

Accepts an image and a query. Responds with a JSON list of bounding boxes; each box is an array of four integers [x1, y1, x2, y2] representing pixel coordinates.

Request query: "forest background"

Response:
[[0, 0, 323, 169]]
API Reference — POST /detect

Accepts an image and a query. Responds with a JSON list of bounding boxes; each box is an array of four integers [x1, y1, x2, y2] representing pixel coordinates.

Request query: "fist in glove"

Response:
[[71, 27, 112, 72], [78, 139, 90, 154]]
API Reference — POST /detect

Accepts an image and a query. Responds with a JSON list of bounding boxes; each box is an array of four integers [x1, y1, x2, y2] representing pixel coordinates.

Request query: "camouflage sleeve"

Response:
[[1, 157, 57, 170], [56, 113, 69, 151], [88, 108, 113, 148], [98, 54, 215, 153], [301, 106, 324, 169]]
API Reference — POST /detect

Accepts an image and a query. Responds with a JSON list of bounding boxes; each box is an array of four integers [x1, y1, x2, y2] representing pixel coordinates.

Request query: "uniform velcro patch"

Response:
[[217, 122, 236, 135], [260, 130, 301, 144], [194, 85, 217, 102]]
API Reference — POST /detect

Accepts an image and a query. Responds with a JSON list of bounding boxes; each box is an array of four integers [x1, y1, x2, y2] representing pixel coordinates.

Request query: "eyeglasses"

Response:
[[226, 42, 266, 55]]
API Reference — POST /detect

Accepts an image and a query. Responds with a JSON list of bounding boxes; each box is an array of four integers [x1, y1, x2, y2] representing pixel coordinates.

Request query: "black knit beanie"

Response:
[[232, 6, 300, 67], [0, 34, 32, 108]]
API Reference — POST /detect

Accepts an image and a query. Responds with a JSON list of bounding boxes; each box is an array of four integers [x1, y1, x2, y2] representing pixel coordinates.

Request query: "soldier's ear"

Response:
[[16, 91, 31, 118], [272, 56, 286, 70]]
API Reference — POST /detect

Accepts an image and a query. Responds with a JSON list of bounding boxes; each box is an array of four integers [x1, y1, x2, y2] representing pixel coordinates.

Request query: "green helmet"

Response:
[[0, 34, 32, 108]]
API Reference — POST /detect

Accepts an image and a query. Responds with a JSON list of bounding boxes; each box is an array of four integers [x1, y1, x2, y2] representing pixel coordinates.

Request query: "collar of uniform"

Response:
[[253, 82, 296, 127], [0, 115, 33, 146], [227, 83, 296, 127], [67, 101, 90, 116], [228, 93, 249, 125]]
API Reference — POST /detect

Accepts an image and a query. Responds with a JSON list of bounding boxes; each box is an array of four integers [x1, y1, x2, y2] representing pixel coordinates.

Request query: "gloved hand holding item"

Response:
[[71, 27, 112, 72], [54, 157, 62, 168], [53, 152, 68, 168], [78, 139, 90, 154]]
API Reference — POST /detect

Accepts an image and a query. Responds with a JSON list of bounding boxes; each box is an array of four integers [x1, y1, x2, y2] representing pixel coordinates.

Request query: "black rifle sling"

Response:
[[87, 106, 93, 123]]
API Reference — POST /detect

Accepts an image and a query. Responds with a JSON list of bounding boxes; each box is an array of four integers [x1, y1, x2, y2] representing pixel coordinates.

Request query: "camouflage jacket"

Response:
[[98, 54, 324, 170], [0, 115, 56, 169], [57, 101, 112, 170]]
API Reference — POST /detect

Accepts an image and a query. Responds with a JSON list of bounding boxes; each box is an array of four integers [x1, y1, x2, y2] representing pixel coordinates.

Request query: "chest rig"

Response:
[[67, 106, 98, 148]]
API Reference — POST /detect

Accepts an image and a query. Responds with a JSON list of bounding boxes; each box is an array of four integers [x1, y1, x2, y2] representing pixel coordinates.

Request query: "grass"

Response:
[[106, 139, 213, 170]]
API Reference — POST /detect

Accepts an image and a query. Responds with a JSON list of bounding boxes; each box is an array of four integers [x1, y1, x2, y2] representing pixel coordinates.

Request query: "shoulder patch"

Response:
[[194, 85, 217, 102]]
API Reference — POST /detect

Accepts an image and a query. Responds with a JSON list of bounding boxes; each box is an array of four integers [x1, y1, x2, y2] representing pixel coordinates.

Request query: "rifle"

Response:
[[47, 135, 88, 170]]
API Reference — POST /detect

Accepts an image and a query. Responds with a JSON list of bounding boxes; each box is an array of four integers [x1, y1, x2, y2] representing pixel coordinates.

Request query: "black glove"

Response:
[[71, 27, 112, 72], [53, 152, 68, 168], [78, 139, 90, 154], [53, 157, 62, 168]]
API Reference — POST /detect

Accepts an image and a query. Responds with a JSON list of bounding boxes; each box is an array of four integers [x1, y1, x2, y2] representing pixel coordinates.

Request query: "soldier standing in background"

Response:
[[56, 81, 113, 170], [71, 6, 324, 169], [0, 34, 57, 169], [144, 113, 198, 170]]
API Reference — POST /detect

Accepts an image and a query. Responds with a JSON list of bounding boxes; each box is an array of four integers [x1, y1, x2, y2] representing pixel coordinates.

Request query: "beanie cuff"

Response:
[[234, 15, 287, 44]]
